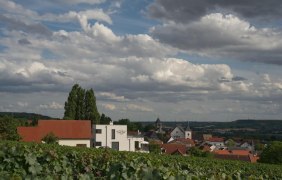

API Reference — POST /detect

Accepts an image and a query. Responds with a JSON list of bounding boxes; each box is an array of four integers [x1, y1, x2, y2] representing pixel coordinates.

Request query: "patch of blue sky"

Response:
[[42, 21, 81, 32], [109, 15, 157, 35], [41, 49, 60, 60], [0, 45, 8, 52], [108, 0, 158, 35], [175, 52, 257, 72], [0, 28, 8, 37]]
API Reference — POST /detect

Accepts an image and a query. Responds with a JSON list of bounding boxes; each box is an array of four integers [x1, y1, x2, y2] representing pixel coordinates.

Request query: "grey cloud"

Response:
[[150, 14, 282, 65], [148, 0, 282, 23], [0, 15, 52, 37], [18, 38, 31, 45], [232, 76, 247, 81]]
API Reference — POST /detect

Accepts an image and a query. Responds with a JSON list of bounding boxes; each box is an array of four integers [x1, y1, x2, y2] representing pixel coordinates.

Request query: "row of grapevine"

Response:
[[0, 141, 281, 179]]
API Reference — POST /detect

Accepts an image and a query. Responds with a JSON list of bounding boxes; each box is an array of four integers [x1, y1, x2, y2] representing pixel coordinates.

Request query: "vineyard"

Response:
[[0, 141, 282, 179]]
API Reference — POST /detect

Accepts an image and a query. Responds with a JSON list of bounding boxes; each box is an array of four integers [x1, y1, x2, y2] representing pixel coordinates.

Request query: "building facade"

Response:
[[170, 124, 192, 140], [93, 121, 147, 152]]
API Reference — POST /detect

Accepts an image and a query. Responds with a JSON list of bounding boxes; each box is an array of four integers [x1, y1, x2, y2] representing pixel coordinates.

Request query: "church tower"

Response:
[[184, 121, 192, 139], [155, 117, 161, 129]]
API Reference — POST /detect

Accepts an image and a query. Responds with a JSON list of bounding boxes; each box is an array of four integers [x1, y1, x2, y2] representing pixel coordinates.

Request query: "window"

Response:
[[95, 142, 102, 146], [112, 129, 115, 139], [112, 142, 119, 150], [135, 141, 139, 150], [76, 144, 87, 147], [96, 129, 102, 134]]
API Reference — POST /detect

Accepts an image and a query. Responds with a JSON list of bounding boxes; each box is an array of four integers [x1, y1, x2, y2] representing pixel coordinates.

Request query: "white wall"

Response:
[[93, 123, 129, 151], [128, 136, 144, 152], [93, 123, 145, 152], [58, 139, 91, 148], [185, 130, 192, 139], [170, 127, 185, 139]]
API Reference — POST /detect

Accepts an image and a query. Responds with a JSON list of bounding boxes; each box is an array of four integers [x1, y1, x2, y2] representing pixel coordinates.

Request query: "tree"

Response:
[[75, 87, 85, 120], [259, 141, 282, 165], [64, 84, 100, 124], [114, 119, 143, 131], [64, 84, 79, 120], [188, 147, 212, 158], [100, 113, 112, 125], [41, 132, 58, 144], [0, 116, 21, 141], [226, 139, 236, 148], [84, 89, 100, 124], [148, 143, 161, 154]]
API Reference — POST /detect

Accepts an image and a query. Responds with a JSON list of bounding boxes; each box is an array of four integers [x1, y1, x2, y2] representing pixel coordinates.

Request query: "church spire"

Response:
[[185, 121, 191, 131]]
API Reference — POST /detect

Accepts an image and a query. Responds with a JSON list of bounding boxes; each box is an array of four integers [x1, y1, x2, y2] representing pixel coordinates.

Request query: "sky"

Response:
[[0, 0, 282, 122]]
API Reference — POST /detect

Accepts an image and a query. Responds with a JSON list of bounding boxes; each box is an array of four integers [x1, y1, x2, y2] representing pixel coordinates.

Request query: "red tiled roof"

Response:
[[161, 144, 186, 155], [214, 153, 259, 163], [213, 150, 251, 156], [207, 137, 224, 142], [17, 127, 39, 142], [169, 138, 195, 146], [18, 120, 92, 142]]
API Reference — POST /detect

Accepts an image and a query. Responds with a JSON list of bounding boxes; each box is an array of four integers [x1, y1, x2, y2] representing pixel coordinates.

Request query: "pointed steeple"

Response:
[[185, 121, 191, 131]]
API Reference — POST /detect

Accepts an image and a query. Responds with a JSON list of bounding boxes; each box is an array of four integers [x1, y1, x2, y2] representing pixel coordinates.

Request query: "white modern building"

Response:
[[93, 121, 148, 152]]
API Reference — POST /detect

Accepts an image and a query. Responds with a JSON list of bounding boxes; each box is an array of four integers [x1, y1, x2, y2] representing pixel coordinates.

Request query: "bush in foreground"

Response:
[[0, 141, 281, 179]]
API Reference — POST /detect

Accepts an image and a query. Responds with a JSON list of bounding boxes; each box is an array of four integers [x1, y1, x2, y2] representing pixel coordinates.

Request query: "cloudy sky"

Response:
[[1, 0, 282, 122]]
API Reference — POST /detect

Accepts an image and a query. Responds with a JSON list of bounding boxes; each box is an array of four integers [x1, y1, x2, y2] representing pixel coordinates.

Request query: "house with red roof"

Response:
[[17, 120, 92, 147], [168, 138, 195, 148], [213, 149, 259, 163], [161, 144, 187, 155], [206, 137, 225, 147]]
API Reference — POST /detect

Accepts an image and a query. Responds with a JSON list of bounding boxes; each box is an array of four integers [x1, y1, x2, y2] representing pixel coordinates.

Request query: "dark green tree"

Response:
[[188, 147, 213, 158], [0, 116, 21, 141], [100, 113, 112, 125], [75, 87, 85, 120], [259, 141, 282, 165], [84, 89, 100, 124], [148, 143, 161, 154], [64, 84, 79, 120]]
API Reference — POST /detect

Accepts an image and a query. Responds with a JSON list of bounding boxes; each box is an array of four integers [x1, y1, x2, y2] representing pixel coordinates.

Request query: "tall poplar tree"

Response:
[[64, 84, 100, 124], [64, 84, 79, 120], [85, 89, 100, 124], [75, 87, 85, 120]]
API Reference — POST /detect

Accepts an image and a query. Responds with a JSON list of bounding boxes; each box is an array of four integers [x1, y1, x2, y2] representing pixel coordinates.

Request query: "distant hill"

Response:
[[0, 112, 58, 120]]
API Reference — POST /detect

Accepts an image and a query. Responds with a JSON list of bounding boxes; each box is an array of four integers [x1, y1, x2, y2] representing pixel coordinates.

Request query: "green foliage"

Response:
[[0, 112, 55, 121], [100, 113, 112, 125], [148, 143, 161, 154], [114, 119, 143, 131], [143, 123, 155, 132], [259, 141, 282, 164], [255, 142, 265, 151], [64, 84, 100, 124], [188, 147, 212, 158], [225, 139, 236, 147], [0, 141, 282, 179], [0, 116, 21, 141], [84, 89, 100, 124], [64, 84, 79, 120], [41, 132, 58, 144]]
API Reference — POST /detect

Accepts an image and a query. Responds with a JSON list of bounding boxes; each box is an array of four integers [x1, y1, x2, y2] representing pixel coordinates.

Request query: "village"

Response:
[[17, 117, 260, 163]]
